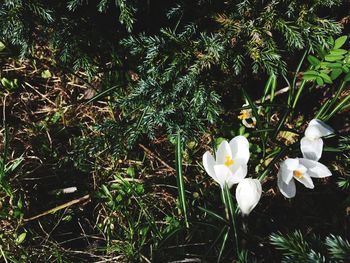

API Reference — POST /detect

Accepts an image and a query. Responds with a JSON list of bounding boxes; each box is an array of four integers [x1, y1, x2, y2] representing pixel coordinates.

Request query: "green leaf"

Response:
[[331, 69, 342, 80], [328, 36, 335, 47], [15, 232, 26, 244], [41, 70, 52, 79], [303, 75, 317, 81], [222, 184, 240, 256], [17, 197, 23, 209], [344, 72, 350, 82], [319, 73, 332, 84], [316, 76, 324, 85], [342, 65, 349, 73], [175, 131, 188, 228], [319, 62, 330, 69], [327, 63, 342, 69], [330, 49, 348, 56], [1, 78, 11, 89], [126, 167, 135, 177], [217, 226, 230, 263], [325, 55, 344, 62], [5, 156, 24, 174], [307, 55, 320, 66], [198, 206, 228, 223], [346, 55, 350, 64], [303, 70, 319, 75], [101, 184, 112, 198], [334, 36, 347, 49], [62, 215, 73, 222], [50, 112, 61, 123], [0, 41, 5, 52]]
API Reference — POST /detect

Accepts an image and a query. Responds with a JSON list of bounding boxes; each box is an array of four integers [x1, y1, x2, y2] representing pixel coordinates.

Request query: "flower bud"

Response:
[[235, 178, 262, 216]]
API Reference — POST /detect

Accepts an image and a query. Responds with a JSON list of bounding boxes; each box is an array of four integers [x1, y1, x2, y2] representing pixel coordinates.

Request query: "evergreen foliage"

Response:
[[0, 0, 137, 76], [0, 0, 53, 56], [0, 0, 344, 77], [115, 0, 344, 151], [1, 1, 350, 262], [0, 0, 347, 156], [336, 136, 350, 189], [120, 26, 222, 140], [270, 231, 350, 262], [0, 1, 346, 145]]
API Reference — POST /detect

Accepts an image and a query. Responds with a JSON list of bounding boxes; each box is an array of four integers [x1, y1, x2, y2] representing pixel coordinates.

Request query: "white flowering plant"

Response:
[[191, 36, 350, 261]]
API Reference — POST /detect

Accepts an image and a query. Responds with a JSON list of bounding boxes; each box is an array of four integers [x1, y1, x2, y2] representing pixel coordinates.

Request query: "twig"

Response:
[[138, 143, 175, 172], [0, 246, 8, 263], [109, 178, 143, 183], [2, 65, 26, 72], [255, 86, 290, 104], [23, 82, 56, 106], [23, 194, 90, 222]]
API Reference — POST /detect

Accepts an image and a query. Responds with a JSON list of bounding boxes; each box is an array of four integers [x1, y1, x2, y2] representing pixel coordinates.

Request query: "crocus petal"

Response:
[[203, 151, 216, 180], [229, 135, 250, 164], [299, 158, 332, 178], [226, 164, 247, 187], [214, 165, 230, 189], [242, 117, 256, 128], [300, 137, 323, 161], [277, 173, 296, 198], [216, 140, 232, 165], [283, 158, 299, 171], [251, 116, 257, 126], [279, 158, 298, 183], [295, 164, 307, 174], [305, 119, 334, 139], [235, 178, 262, 216], [228, 158, 246, 175], [293, 173, 314, 189]]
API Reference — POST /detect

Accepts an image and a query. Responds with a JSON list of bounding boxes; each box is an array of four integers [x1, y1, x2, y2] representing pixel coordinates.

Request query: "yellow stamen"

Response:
[[293, 170, 304, 179], [238, 110, 249, 120], [224, 155, 234, 167]]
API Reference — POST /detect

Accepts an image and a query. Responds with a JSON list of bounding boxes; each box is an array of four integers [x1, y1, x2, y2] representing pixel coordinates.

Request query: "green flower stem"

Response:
[[315, 100, 332, 119], [289, 48, 309, 106], [292, 80, 307, 109], [222, 184, 240, 256], [324, 93, 350, 121], [175, 131, 189, 228], [317, 80, 347, 120]]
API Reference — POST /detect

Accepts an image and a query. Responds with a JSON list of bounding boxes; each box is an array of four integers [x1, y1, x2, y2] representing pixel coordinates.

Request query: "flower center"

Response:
[[224, 155, 234, 167], [238, 110, 249, 120], [293, 170, 304, 179]]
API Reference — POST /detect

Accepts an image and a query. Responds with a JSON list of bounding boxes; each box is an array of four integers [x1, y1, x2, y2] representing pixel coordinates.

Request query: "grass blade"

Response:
[[261, 74, 276, 103], [84, 85, 120, 105], [217, 226, 230, 263], [198, 206, 228, 224], [289, 48, 309, 105], [324, 93, 350, 121], [273, 107, 291, 139], [175, 131, 189, 228]]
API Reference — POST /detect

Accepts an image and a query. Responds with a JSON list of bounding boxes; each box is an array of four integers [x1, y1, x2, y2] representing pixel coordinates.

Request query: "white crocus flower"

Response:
[[235, 178, 262, 216], [238, 103, 257, 128], [300, 119, 334, 161], [203, 136, 249, 189], [277, 158, 332, 198]]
